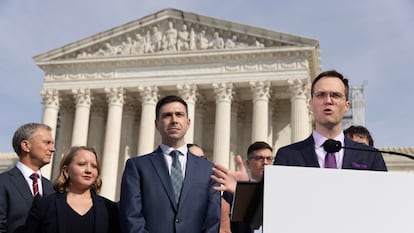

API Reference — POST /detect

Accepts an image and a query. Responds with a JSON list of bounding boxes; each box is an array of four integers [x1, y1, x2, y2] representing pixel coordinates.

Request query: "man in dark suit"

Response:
[[119, 95, 221, 233], [0, 123, 56, 233], [211, 70, 386, 232], [274, 70, 387, 171]]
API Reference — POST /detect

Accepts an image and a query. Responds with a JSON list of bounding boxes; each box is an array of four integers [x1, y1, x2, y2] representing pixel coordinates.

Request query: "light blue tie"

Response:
[[170, 150, 183, 203]]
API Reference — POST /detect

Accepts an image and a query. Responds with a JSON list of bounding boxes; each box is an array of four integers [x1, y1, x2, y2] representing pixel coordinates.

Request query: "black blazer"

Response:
[[24, 191, 120, 233], [274, 135, 387, 171], [0, 166, 54, 233]]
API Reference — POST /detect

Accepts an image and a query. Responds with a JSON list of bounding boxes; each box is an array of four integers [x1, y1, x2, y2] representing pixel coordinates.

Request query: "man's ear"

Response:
[[245, 159, 250, 167], [20, 140, 31, 153]]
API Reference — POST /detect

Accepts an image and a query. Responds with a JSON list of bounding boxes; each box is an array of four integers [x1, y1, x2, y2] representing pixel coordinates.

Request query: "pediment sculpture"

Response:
[[76, 20, 266, 58]]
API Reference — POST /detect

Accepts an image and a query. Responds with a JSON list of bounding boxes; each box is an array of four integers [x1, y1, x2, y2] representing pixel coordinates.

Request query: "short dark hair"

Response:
[[247, 141, 273, 159], [311, 70, 349, 101], [12, 123, 52, 157], [344, 125, 374, 146], [155, 95, 188, 119]]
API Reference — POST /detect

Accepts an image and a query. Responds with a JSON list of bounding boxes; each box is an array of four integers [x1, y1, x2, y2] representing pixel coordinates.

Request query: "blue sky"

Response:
[[1, 0, 413, 152]]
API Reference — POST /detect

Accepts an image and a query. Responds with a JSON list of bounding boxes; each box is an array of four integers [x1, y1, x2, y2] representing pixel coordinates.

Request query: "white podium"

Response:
[[263, 166, 414, 233]]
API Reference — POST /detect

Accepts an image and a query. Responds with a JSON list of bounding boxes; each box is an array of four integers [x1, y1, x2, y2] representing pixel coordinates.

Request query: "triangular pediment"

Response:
[[34, 8, 318, 62]]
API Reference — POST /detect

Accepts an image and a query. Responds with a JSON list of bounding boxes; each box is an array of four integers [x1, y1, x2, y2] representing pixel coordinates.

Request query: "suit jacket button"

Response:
[[175, 219, 180, 223]]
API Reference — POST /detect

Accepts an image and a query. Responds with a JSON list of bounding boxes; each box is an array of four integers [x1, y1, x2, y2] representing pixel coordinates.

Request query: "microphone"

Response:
[[323, 139, 342, 153], [323, 139, 414, 160]]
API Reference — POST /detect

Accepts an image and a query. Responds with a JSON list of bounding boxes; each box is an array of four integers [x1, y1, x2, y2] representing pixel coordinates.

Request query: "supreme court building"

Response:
[[31, 8, 410, 201]]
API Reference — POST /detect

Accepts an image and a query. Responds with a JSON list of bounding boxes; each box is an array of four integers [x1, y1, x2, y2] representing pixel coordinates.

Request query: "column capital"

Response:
[[177, 84, 197, 104], [105, 87, 125, 106], [72, 88, 91, 108], [249, 80, 271, 101], [138, 86, 159, 105], [41, 89, 60, 108], [287, 79, 308, 99], [212, 82, 233, 103]]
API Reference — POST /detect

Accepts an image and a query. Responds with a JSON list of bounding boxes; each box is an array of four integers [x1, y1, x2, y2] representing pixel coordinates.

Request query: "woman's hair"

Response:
[[53, 146, 102, 193]]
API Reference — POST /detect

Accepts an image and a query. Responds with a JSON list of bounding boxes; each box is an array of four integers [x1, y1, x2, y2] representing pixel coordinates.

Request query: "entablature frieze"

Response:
[[42, 70, 310, 103], [40, 47, 313, 70], [41, 48, 313, 83]]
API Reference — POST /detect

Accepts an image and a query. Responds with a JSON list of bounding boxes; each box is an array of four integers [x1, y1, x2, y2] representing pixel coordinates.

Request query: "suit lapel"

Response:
[[178, 153, 197, 207], [41, 177, 54, 195], [9, 167, 33, 205], [300, 136, 320, 167], [149, 147, 177, 209], [92, 192, 108, 233], [342, 138, 360, 169], [56, 193, 67, 233]]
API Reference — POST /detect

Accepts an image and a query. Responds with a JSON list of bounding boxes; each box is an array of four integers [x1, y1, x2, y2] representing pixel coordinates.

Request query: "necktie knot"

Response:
[[30, 173, 39, 180], [170, 150, 181, 159]]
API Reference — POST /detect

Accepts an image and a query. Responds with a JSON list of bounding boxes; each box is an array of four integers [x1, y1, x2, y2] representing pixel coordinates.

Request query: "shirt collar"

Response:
[[16, 161, 41, 179], [160, 143, 188, 156], [312, 130, 345, 151]]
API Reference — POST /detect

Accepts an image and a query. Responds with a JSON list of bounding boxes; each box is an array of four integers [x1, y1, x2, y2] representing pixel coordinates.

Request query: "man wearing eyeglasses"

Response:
[[274, 70, 386, 171], [211, 70, 387, 194], [220, 141, 273, 233], [212, 70, 387, 232], [245, 142, 273, 182]]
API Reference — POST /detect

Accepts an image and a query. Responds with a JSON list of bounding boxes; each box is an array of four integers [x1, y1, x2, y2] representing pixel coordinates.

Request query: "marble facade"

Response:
[[20, 8, 410, 201]]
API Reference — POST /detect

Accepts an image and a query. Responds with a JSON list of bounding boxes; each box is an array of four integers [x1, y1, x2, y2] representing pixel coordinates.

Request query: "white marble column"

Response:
[[212, 82, 233, 167], [250, 80, 271, 143], [177, 84, 197, 144], [40, 89, 60, 179], [194, 101, 205, 146], [71, 89, 91, 146], [229, 100, 239, 171], [100, 87, 125, 201], [120, 98, 139, 164], [137, 86, 158, 155], [288, 79, 309, 142], [87, 100, 106, 159]]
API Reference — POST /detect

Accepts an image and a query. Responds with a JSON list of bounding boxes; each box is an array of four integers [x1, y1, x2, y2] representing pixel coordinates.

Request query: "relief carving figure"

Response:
[[144, 30, 153, 53], [197, 30, 209, 50], [132, 33, 146, 54], [225, 35, 237, 49], [189, 27, 196, 50], [120, 36, 133, 54], [254, 39, 265, 48], [93, 47, 106, 56], [104, 42, 118, 56], [151, 26, 162, 52], [177, 24, 189, 51], [209, 32, 224, 49], [163, 21, 178, 51]]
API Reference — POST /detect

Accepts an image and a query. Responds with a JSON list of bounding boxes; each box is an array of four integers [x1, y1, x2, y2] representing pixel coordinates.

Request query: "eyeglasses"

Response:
[[250, 156, 274, 162], [313, 91, 345, 101]]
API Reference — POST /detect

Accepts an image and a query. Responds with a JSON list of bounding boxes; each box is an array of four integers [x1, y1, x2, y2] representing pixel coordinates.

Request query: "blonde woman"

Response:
[[24, 146, 119, 233]]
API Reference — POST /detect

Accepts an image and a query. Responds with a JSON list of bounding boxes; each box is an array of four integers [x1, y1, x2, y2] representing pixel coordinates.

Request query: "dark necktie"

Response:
[[29, 173, 40, 198], [170, 150, 183, 203], [324, 153, 337, 168]]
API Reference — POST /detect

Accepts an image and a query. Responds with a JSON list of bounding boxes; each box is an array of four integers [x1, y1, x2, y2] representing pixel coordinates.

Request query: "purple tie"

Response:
[[324, 153, 337, 169]]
